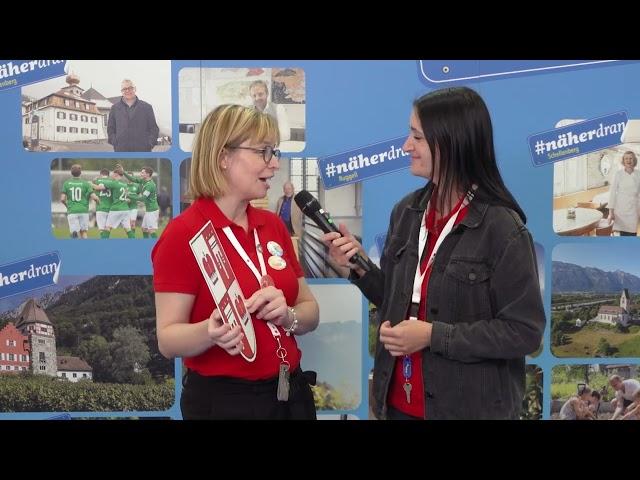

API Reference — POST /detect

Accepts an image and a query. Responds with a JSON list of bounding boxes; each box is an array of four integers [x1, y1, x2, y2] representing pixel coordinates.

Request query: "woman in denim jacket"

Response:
[[323, 87, 545, 419]]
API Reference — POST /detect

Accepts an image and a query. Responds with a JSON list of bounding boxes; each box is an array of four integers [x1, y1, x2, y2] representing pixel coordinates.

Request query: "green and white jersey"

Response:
[[141, 180, 159, 212], [123, 171, 144, 185], [62, 178, 92, 214], [127, 182, 141, 209], [95, 177, 113, 213], [100, 178, 131, 212], [123, 171, 159, 212]]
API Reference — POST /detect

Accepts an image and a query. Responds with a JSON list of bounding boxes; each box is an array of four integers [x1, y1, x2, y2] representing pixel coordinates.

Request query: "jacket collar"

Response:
[[407, 182, 434, 212], [120, 96, 139, 108], [460, 201, 488, 229]]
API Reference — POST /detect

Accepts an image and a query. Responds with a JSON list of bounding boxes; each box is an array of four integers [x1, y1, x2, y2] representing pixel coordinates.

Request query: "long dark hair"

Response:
[[414, 87, 526, 223]]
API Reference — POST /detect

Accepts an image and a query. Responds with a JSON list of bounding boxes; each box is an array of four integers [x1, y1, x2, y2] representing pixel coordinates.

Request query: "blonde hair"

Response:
[[622, 151, 638, 167], [188, 104, 279, 200]]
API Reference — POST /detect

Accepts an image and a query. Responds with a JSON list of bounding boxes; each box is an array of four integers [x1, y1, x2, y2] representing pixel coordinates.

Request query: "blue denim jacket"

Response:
[[353, 183, 545, 419]]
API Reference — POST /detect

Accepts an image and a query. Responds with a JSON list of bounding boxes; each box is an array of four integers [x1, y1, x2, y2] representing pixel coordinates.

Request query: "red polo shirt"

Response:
[[152, 197, 303, 380], [388, 193, 468, 418]]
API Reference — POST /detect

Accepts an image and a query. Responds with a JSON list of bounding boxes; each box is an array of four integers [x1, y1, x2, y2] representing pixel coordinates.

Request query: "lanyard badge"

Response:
[[402, 188, 475, 405], [403, 356, 413, 404], [223, 226, 292, 401]]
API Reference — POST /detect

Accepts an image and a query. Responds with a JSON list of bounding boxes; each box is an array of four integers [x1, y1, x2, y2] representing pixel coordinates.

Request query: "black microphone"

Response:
[[294, 190, 371, 273]]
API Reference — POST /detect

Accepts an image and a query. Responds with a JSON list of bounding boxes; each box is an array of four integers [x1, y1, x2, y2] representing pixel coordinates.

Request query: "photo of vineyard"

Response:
[[0, 276, 174, 412]]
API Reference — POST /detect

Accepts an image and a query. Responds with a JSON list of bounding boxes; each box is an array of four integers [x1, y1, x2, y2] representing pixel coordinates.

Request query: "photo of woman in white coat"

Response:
[[609, 151, 640, 236]]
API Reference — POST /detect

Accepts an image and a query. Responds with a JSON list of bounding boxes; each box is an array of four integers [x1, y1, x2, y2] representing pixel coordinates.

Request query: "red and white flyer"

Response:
[[189, 221, 257, 362]]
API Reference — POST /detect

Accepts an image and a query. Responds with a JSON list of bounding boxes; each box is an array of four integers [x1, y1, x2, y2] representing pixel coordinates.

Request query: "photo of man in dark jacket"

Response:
[[108, 79, 159, 152]]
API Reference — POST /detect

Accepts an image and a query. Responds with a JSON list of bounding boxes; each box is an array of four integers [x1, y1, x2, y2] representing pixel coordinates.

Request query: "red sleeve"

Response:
[[151, 217, 201, 294], [276, 215, 304, 278]]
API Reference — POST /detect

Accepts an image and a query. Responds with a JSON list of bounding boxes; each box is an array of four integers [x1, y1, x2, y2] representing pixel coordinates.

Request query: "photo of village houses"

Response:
[[552, 244, 640, 357], [551, 364, 640, 420], [21, 60, 171, 153], [0, 276, 174, 412]]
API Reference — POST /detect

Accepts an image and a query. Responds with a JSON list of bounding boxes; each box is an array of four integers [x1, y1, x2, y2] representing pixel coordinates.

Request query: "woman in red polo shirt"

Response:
[[152, 104, 319, 420]]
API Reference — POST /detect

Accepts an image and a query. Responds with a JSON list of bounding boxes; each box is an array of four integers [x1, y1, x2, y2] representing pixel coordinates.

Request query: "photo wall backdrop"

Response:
[[2, 59, 639, 419]]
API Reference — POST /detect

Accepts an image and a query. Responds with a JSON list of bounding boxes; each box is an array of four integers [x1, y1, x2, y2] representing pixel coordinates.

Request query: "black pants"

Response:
[[181, 368, 317, 420]]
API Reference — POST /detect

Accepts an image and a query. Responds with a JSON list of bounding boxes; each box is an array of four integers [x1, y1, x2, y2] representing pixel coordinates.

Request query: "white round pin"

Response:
[[268, 255, 287, 270], [267, 241, 284, 257]]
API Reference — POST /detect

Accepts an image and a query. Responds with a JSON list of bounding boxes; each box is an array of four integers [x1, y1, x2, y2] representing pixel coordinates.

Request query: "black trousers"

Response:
[[181, 368, 317, 420]]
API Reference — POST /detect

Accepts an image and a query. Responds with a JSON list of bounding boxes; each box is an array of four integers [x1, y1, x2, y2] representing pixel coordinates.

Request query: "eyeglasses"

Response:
[[121, 86, 135, 92], [226, 145, 281, 164]]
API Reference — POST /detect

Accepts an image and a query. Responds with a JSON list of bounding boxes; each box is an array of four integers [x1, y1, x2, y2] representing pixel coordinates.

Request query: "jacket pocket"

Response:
[[481, 362, 504, 408], [444, 259, 492, 321], [454, 362, 507, 419], [445, 258, 491, 284]]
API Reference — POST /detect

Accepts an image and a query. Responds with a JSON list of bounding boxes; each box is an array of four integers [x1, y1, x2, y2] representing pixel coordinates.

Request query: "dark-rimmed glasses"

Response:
[[226, 145, 281, 164]]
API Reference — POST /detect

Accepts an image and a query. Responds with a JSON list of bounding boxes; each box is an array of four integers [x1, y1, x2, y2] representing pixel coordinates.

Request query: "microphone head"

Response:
[[294, 190, 321, 214]]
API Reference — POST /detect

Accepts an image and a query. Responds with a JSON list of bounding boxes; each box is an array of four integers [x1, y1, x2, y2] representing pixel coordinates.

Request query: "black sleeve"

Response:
[[350, 202, 399, 308], [147, 104, 160, 148], [107, 106, 116, 145]]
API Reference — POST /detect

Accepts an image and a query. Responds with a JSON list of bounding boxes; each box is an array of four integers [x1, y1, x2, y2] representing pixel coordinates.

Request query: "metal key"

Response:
[[403, 382, 412, 404]]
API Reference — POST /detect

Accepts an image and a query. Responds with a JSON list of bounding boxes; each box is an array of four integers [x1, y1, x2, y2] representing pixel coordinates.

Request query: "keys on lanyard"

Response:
[[268, 320, 291, 402], [277, 363, 290, 402], [403, 356, 412, 404], [403, 382, 412, 404], [403, 355, 412, 378]]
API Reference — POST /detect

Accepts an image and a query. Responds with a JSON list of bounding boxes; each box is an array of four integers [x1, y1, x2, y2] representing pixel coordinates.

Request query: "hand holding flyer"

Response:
[[189, 221, 257, 362]]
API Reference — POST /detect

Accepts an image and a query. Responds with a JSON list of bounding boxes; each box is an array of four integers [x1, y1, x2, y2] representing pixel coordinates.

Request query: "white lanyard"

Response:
[[410, 191, 474, 315], [222, 226, 267, 285], [222, 226, 284, 340]]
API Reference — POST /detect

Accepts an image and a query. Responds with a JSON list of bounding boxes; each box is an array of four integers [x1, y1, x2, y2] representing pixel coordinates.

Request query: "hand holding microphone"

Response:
[[322, 225, 369, 276], [294, 190, 371, 276]]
